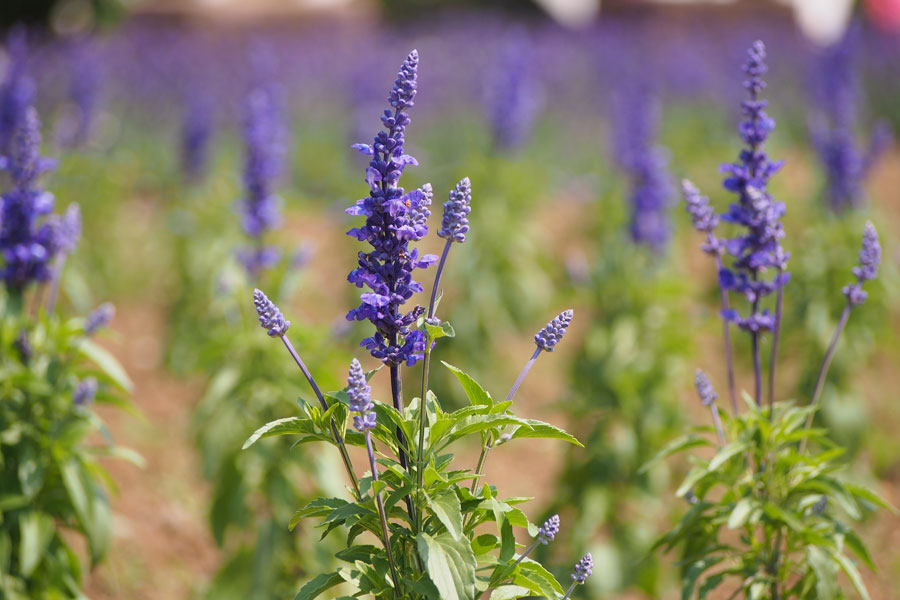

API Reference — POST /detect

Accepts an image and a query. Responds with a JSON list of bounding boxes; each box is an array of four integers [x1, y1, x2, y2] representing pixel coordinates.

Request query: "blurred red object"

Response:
[[867, 0, 900, 31]]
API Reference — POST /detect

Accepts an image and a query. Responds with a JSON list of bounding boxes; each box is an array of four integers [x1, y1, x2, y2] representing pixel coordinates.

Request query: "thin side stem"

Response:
[[561, 582, 578, 600], [714, 253, 738, 414], [390, 362, 417, 524], [366, 432, 401, 596], [767, 269, 785, 416], [512, 539, 540, 567], [280, 335, 361, 500], [506, 347, 542, 404], [751, 289, 762, 406], [415, 239, 454, 533], [802, 303, 851, 438], [709, 404, 726, 447]]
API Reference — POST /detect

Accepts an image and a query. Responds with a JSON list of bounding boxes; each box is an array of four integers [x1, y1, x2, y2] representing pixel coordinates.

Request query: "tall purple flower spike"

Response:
[[438, 177, 472, 244], [253, 288, 290, 337], [572, 553, 593, 584], [535, 309, 573, 352], [346, 50, 437, 367], [0, 27, 35, 159], [718, 40, 789, 336], [537, 514, 560, 545], [85, 302, 115, 335], [0, 106, 64, 290]]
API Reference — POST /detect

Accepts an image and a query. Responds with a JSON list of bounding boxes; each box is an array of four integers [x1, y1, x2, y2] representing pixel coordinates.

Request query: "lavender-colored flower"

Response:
[[0, 27, 35, 159], [810, 25, 892, 212], [84, 302, 115, 335], [613, 83, 672, 252], [58, 40, 102, 148], [73, 377, 98, 406], [346, 50, 437, 367], [487, 31, 539, 151], [537, 514, 560, 545], [57, 203, 81, 254], [238, 77, 284, 276], [438, 177, 472, 243], [718, 41, 789, 334], [347, 358, 376, 432], [0, 106, 62, 290], [842, 222, 880, 306], [572, 553, 593, 584], [694, 369, 718, 407], [534, 309, 573, 352], [253, 288, 290, 337], [682, 179, 722, 256], [181, 90, 213, 181]]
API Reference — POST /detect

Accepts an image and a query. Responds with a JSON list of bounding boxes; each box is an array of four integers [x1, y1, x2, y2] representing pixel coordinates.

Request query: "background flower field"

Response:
[[3, 3, 900, 599]]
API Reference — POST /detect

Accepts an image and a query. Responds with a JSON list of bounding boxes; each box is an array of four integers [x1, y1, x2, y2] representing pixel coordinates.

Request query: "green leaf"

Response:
[[427, 490, 464, 541], [417, 532, 476, 600], [829, 549, 871, 600], [242, 417, 317, 449], [16, 444, 44, 498], [728, 498, 754, 529], [507, 419, 582, 446], [79, 339, 133, 392], [19, 511, 54, 576], [807, 546, 838, 600], [639, 434, 714, 475], [708, 441, 749, 471], [489, 585, 532, 599], [442, 362, 493, 407], [763, 503, 805, 533], [295, 571, 344, 600]]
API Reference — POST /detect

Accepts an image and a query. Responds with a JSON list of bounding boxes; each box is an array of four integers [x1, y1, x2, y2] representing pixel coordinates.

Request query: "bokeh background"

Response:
[[3, 0, 900, 598]]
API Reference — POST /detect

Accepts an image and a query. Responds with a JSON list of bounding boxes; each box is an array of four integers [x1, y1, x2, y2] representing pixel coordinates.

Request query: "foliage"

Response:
[[0, 293, 134, 599]]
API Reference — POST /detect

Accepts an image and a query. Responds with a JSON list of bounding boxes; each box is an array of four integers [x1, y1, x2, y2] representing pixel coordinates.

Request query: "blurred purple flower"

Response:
[[347, 358, 376, 432], [0, 27, 34, 160], [486, 30, 539, 151], [842, 222, 880, 306]]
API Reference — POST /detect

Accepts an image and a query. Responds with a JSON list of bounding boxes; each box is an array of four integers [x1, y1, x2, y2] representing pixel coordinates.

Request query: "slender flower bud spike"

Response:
[[843, 222, 880, 306], [537, 514, 560, 545], [85, 302, 115, 335], [73, 377, 98, 406], [348, 358, 377, 432], [253, 289, 290, 337], [694, 369, 718, 407], [438, 177, 472, 243], [573, 553, 593, 584], [681, 179, 721, 256], [535, 309, 574, 352]]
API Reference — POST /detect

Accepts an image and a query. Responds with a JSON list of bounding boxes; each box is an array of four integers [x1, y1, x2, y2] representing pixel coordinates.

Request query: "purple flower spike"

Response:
[[85, 302, 115, 335], [438, 177, 472, 244], [348, 358, 376, 432], [346, 50, 437, 367], [681, 180, 722, 256], [253, 289, 290, 337], [694, 369, 718, 407], [535, 309, 573, 352], [537, 514, 560, 545], [842, 222, 880, 306], [717, 41, 789, 335], [0, 27, 35, 159], [73, 377, 98, 406], [572, 553, 593, 584]]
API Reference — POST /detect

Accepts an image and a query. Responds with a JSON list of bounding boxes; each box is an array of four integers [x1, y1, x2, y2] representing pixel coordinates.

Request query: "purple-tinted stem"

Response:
[[750, 286, 762, 406], [427, 239, 453, 320], [767, 269, 785, 415], [803, 302, 852, 438], [280, 335, 360, 498], [714, 252, 738, 414], [389, 360, 416, 523], [366, 431, 401, 592], [506, 347, 542, 404], [512, 539, 540, 567], [709, 403, 726, 447], [561, 582, 578, 600]]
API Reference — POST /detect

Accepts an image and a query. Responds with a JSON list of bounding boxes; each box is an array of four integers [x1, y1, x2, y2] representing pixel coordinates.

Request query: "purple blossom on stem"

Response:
[[0, 27, 34, 160], [58, 40, 102, 148], [73, 377, 98, 406], [84, 302, 115, 335], [842, 221, 880, 307], [181, 90, 213, 182], [562, 553, 593, 599], [695, 369, 726, 446], [487, 31, 539, 151], [534, 309, 573, 352], [613, 84, 672, 252], [0, 106, 63, 291], [438, 177, 472, 244], [253, 288, 290, 337], [345, 50, 437, 367], [537, 514, 560, 544]]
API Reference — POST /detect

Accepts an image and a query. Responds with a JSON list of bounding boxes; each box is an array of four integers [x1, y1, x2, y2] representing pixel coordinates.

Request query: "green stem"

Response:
[[801, 302, 851, 451], [367, 432, 402, 597]]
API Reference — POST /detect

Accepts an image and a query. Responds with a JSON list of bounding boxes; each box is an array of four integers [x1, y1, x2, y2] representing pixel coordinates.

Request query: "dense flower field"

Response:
[[2, 8, 900, 600]]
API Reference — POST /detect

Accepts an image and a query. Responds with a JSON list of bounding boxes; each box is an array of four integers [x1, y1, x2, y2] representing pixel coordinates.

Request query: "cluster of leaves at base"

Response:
[[0, 294, 134, 599], [648, 399, 894, 600], [246, 339, 582, 600]]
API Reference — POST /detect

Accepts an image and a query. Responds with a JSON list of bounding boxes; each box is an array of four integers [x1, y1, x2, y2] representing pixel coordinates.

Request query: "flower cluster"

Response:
[[346, 50, 437, 366], [238, 80, 284, 276], [0, 106, 71, 290], [613, 84, 672, 252], [73, 377, 98, 406], [438, 177, 472, 243], [718, 40, 789, 334], [572, 553, 593, 584], [681, 180, 721, 255], [85, 302, 115, 334], [347, 358, 376, 432], [0, 27, 34, 159], [253, 288, 290, 337], [694, 369, 717, 407], [534, 309, 573, 352], [487, 31, 539, 151], [810, 27, 892, 212], [842, 221, 880, 306], [537, 514, 560, 544]]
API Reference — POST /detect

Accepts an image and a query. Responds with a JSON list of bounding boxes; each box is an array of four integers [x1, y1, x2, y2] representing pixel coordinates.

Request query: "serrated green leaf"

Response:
[[295, 571, 345, 600], [508, 419, 581, 446], [489, 585, 532, 599], [442, 362, 492, 407], [417, 532, 476, 600], [427, 490, 464, 541], [243, 417, 317, 449]]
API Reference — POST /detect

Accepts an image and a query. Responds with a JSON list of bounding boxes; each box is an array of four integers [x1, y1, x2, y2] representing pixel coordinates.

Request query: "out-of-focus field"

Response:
[[7, 6, 900, 599]]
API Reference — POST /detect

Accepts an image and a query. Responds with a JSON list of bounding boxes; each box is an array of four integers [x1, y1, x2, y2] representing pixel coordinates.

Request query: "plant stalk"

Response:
[[714, 253, 738, 414], [802, 303, 851, 440], [767, 268, 785, 417], [366, 432, 402, 597]]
